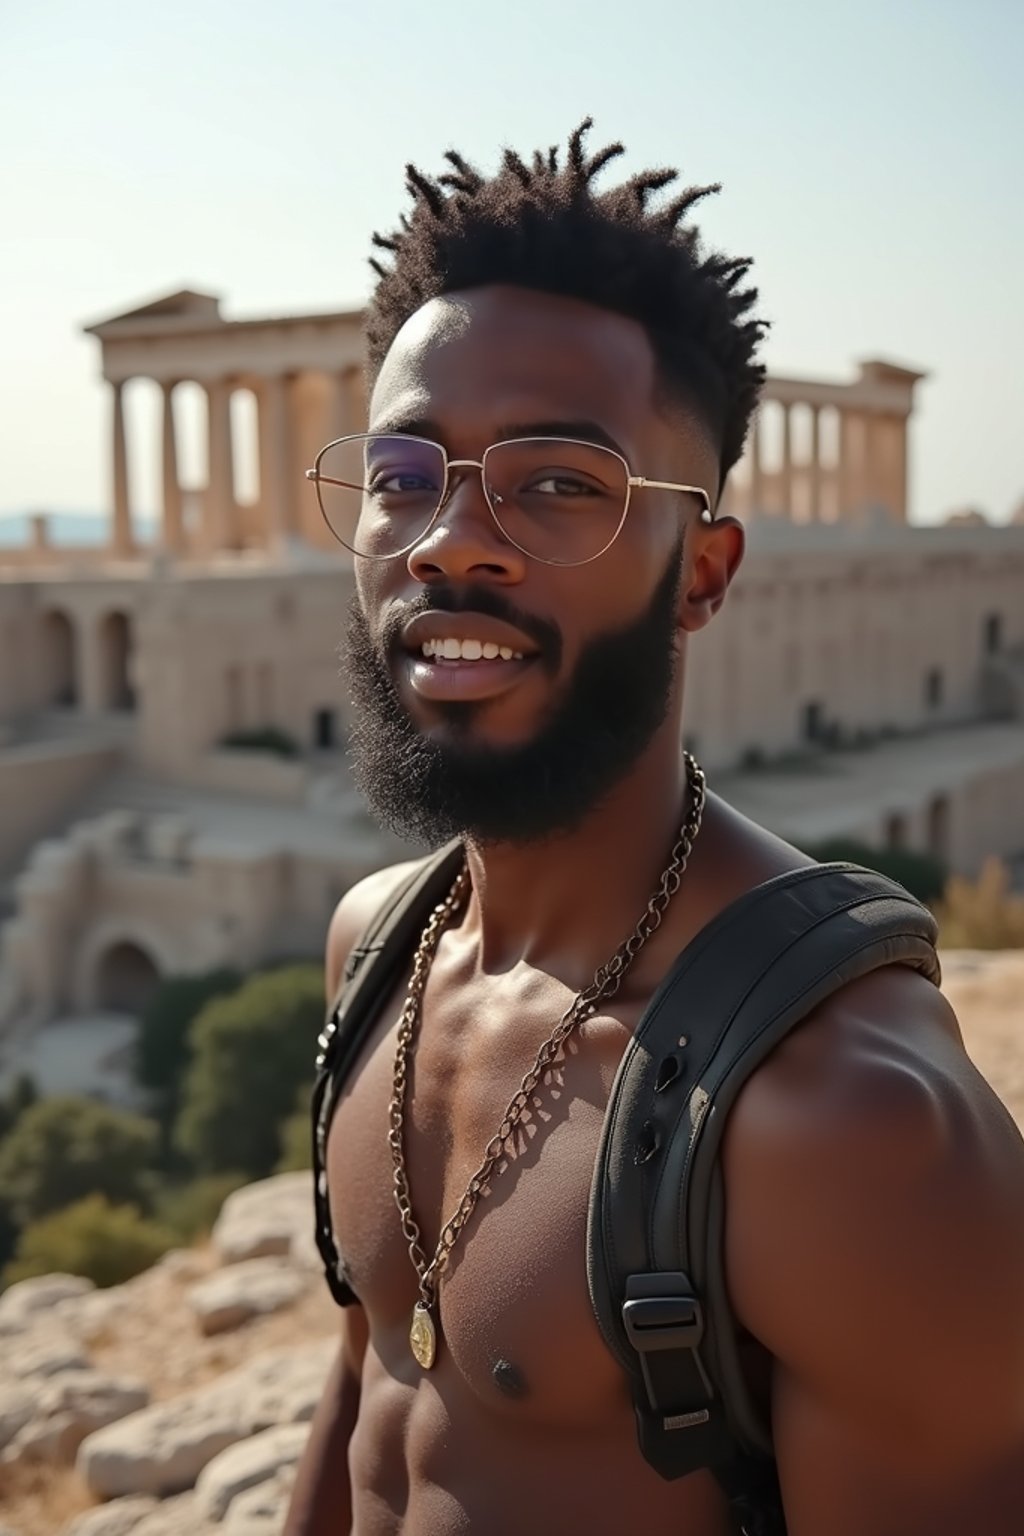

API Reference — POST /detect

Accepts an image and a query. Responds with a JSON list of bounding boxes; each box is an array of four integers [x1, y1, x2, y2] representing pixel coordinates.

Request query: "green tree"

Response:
[[0, 1073, 39, 1142], [175, 965, 322, 1177], [136, 970, 241, 1137], [154, 1171, 249, 1243], [4, 1195, 174, 1288], [0, 1097, 159, 1228], [275, 1084, 313, 1174]]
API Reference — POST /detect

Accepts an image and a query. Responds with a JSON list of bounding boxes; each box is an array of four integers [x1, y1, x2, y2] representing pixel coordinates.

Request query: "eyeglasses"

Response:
[[304, 433, 713, 567]]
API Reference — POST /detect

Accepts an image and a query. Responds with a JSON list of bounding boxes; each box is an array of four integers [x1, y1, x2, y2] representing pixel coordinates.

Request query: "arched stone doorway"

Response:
[[94, 940, 160, 1015], [98, 610, 135, 710], [42, 609, 77, 707]]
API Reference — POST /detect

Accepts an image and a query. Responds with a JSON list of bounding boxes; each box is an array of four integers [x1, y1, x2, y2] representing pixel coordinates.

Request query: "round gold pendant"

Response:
[[410, 1302, 437, 1369]]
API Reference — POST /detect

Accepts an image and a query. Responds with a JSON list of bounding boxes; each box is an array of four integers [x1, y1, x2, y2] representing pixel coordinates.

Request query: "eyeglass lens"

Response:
[[313, 434, 630, 564]]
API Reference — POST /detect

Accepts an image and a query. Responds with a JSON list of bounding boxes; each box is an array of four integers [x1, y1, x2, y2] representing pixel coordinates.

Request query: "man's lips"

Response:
[[399, 611, 542, 703], [402, 611, 542, 661]]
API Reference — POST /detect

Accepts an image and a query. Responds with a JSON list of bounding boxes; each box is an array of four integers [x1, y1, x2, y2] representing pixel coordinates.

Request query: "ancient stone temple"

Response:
[[0, 288, 1022, 1037]]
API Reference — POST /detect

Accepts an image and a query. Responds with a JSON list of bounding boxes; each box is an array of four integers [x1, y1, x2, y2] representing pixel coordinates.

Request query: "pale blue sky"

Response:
[[1, 0, 1021, 525]]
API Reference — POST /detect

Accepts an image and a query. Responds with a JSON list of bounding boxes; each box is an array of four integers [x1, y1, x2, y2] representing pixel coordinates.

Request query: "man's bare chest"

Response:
[[326, 960, 642, 1420]]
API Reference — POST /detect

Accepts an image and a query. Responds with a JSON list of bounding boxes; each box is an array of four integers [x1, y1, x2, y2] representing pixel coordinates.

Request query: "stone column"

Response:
[[110, 381, 133, 556], [345, 368, 367, 435], [258, 374, 293, 552], [838, 409, 862, 522], [864, 412, 908, 524], [779, 405, 793, 516], [808, 405, 822, 522], [321, 371, 354, 447], [893, 413, 909, 523], [205, 380, 236, 552], [161, 382, 184, 554], [748, 409, 763, 519]]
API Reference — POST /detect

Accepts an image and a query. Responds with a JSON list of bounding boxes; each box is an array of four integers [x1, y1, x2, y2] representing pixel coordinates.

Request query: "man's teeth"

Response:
[[421, 639, 524, 661]]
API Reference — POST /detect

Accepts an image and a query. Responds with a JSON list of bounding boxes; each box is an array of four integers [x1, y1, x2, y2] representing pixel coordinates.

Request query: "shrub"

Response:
[[803, 839, 949, 905], [154, 1171, 250, 1243], [218, 727, 300, 759], [136, 970, 241, 1132], [175, 965, 322, 1178], [275, 1087, 313, 1174], [0, 1097, 159, 1229], [933, 858, 1024, 950], [0, 1074, 38, 1143], [3, 1195, 174, 1288]]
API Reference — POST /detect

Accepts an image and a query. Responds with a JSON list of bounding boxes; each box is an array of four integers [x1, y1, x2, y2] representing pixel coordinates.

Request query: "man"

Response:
[[286, 123, 1024, 1535]]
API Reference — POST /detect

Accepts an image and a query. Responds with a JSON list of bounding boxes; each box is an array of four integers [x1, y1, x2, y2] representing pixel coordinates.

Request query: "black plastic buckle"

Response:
[[622, 1272, 705, 1353], [622, 1272, 715, 1422]]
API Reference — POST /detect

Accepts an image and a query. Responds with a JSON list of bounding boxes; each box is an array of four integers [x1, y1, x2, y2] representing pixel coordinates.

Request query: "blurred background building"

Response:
[[1, 289, 1022, 1046]]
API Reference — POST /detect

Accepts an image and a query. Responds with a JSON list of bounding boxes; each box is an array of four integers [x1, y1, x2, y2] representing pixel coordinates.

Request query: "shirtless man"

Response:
[[285, 123, 1024, 1535]]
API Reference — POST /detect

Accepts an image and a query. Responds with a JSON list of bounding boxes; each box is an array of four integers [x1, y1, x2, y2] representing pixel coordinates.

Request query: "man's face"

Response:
[[344, 284, 727, 846]]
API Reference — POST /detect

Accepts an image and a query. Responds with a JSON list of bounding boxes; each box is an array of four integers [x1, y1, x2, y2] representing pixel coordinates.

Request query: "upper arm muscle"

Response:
[[724, 966, 1024, 1535]]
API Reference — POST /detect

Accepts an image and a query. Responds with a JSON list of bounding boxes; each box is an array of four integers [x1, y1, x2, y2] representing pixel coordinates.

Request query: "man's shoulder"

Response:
[[722, 953, 1024, 1360], [324, 856, 432, 1000]]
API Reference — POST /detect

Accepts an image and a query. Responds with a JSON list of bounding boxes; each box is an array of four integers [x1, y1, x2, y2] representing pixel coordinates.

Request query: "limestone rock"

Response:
[[151, 1248, 207, 1281], [222, 1466, 298, 1534], [241, 1343, 334, 1428], [54, 1284, 128, 1341], [3, 1369, 149, 1466], [131, 1492, 217, 1535], [62, 1497, 159, 1535], [0, 1381, 33, 1451], [77, 1390, 248, 1499], [210, 1173, 314, 1265], [0, 1273, 94, 1333], [195, 1422, 309, 1519], [5, 1327, 88, 1380], [77, 1343, 332, 1499], [187, 1260, 306, 1336]]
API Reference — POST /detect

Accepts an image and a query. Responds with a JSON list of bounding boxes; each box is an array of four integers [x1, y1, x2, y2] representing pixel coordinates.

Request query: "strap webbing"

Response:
[[587, 861, 939, 1492], [311, 842, 463, 1304]]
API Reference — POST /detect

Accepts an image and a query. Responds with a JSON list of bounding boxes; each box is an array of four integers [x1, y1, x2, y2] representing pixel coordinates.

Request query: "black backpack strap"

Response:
[[311, 840, 464, 1306], [587, 863, 940, 1501]]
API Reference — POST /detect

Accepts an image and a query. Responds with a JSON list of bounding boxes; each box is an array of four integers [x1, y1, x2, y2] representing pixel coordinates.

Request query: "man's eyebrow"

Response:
[[366, 416, 629, 460]]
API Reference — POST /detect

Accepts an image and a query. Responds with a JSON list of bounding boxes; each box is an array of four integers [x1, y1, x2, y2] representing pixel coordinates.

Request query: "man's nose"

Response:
[[406, 467, 527, 586]]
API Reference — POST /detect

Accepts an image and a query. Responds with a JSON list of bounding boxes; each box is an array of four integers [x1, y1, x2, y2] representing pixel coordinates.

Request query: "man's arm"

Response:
[[724, 963, 1024, 1536], [284, 860, 423, 1536], [284, 1304, 368, 1536]]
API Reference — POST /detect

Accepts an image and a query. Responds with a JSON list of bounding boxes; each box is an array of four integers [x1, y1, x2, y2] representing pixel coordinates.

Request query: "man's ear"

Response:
[[678, 515, 745, 633]]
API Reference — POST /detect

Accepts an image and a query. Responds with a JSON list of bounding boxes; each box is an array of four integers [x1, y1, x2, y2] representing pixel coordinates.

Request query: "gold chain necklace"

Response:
[[388, 752, 707, 1369]]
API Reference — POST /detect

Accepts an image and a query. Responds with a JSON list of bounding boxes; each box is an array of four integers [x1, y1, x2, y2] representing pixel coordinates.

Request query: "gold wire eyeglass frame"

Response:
[[304, 433, 714, 568]]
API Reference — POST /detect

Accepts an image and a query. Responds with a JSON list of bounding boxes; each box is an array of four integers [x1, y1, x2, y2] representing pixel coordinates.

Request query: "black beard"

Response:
[[342, 541, 683, 848]]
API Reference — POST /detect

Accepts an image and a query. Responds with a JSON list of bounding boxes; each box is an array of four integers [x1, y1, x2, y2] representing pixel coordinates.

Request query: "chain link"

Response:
[[388, 752, 707, 1311]]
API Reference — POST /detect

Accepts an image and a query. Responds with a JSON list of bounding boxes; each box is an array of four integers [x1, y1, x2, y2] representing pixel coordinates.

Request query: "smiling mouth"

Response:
[[404, 639, 537, 704], [420, 637, 526, 662]]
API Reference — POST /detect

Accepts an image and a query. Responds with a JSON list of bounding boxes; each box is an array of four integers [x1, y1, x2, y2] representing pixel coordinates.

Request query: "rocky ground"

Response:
[[0, 950, 1021, 1536]]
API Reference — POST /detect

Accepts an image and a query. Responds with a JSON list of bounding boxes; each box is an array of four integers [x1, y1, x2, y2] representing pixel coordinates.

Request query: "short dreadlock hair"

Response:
[[366, 119, 767, 480]]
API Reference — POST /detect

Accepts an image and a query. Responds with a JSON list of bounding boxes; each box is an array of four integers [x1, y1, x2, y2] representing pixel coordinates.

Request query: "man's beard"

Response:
[[343, 540, 683, 848]]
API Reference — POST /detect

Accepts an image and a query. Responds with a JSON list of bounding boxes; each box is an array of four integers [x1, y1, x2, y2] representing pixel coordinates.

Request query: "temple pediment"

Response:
[[84, 289, 222, 334]]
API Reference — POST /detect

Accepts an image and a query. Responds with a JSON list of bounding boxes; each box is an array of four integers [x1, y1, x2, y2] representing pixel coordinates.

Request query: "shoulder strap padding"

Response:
[[311, 840, 463, 1306], [587, 862, 940, 1480]]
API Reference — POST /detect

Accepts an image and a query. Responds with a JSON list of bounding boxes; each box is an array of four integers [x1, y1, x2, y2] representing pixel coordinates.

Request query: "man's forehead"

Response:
[[369, 286, 660, 429]]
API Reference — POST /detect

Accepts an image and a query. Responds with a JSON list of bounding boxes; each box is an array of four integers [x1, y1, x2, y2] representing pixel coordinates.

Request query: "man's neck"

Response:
[[459, 721, 694, 986]]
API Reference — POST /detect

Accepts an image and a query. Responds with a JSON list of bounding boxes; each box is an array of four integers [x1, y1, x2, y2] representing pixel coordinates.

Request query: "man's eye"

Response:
[[372, 472, 437, 494], [526, 474, 597, 496]]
